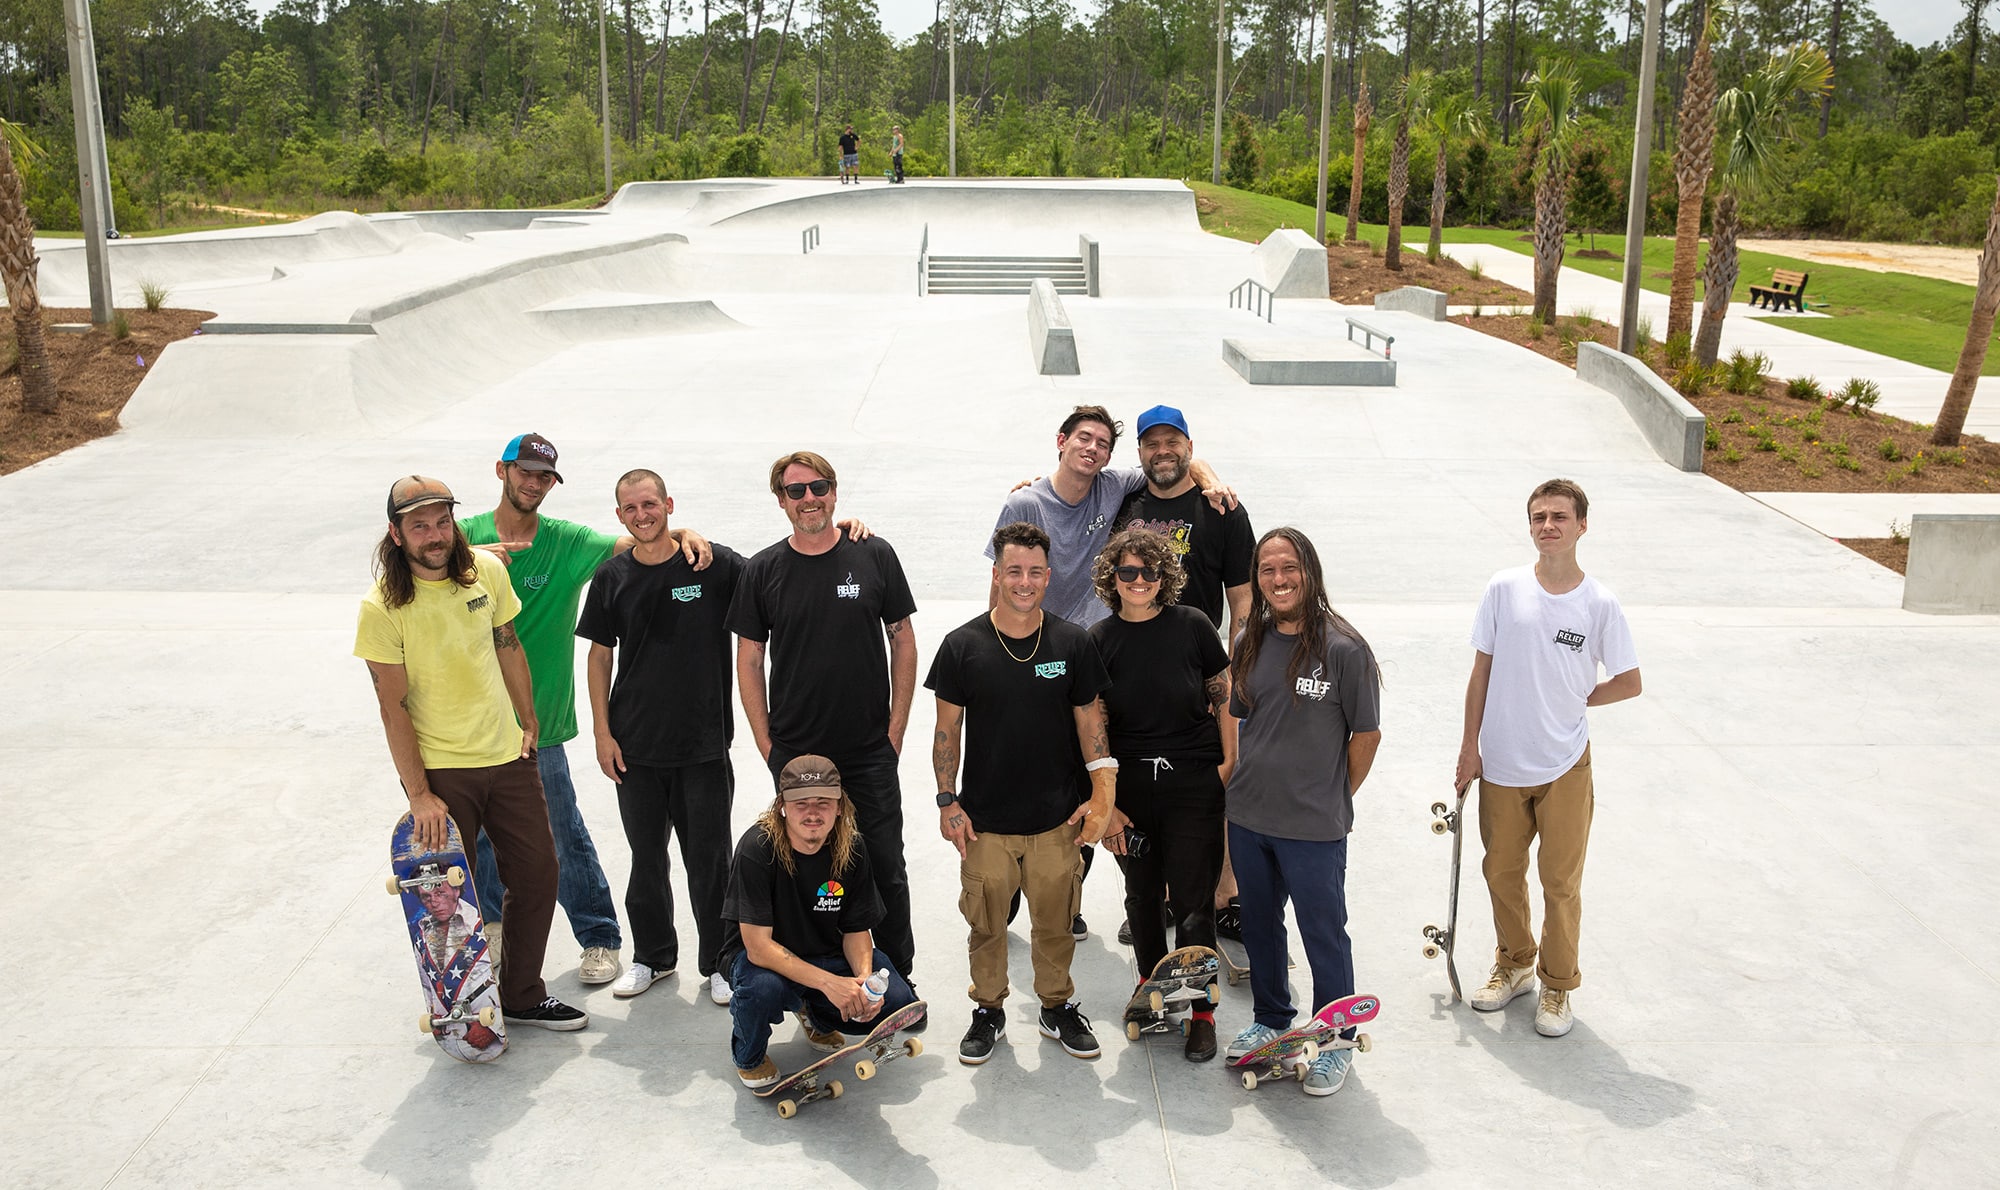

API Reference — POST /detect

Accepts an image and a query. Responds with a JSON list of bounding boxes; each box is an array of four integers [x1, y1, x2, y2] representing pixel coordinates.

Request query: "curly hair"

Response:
[[1091, 527, 1187, 611]]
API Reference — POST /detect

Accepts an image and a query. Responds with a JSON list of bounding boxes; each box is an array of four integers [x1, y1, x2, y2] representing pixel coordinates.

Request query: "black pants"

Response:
[[1112, 759, 1225, 977], [892, 153, 905, 182], [617, 757, 734, 977], [767, 737, 915, 978]]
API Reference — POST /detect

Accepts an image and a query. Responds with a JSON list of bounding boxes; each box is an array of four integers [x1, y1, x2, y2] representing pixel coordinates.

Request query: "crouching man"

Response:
[[721, 755, 922, 1088]]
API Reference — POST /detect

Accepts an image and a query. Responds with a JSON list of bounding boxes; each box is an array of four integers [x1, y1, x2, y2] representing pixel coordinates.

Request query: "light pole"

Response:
[[1619, 0, 1664, 355], [1210, 0, 1225, 185], [61, 0, 112, 324], [947, 3, 957, 177], [1312, 0, 1333, 242], [598, 0, 614, 199]]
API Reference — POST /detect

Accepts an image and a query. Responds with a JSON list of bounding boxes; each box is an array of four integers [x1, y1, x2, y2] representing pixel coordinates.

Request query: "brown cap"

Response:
[[501, 432, 564, 481], [387, 475, 457, 521], [777, 754, 843, 801]]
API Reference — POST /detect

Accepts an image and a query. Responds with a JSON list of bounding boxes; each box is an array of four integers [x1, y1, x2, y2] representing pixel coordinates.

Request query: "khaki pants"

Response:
[[960, 824, 1083, 1009], [1478, 744, 1593, 991]]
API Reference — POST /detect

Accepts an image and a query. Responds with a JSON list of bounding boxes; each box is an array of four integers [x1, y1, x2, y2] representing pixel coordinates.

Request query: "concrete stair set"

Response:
[[925, 252, 1087, 295]]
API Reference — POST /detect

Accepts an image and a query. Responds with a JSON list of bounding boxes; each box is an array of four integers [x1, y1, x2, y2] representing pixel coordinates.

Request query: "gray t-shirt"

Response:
[[1226, 622, 1382, 842], [986, 468, 1146, 628]]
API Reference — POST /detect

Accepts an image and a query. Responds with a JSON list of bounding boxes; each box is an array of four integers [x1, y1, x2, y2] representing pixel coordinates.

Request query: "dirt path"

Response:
[[188, 202, 297, 220], [1740, 237, 1980, 286]]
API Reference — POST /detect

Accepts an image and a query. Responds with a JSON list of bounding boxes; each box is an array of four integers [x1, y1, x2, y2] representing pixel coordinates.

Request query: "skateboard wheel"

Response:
[[419, 1011, 437, 1035], [855, 1059, 877, 1081], [1126, 1021, 1142, 1041], [1422, 943, 1441, 960], [777, 1100, 797, 1119], [386, 876, 403, 895], [1180, 1019, 1190, 1037], [1294, 1063, 1307, 1082], [1148, 990, 1164, 1013], [1242, 1071, 1259, 1090], [477, 1007, 497, 1027], [828, 1080, 843, 1099], [1206, 984, 1220, 1005], [446, 866, 466, 887], [1430, 801, 1449, 817], [1431, 818, 1450, 835], [1300, 1040, 1319, 1062], [904, 1038, 922, 1058], [1357, 1033, 1372, 1053]]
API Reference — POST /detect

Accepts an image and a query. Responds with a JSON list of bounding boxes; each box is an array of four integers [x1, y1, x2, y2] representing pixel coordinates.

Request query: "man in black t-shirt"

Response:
[[1115, 404, 1255, 641], [728, 450, 920, 982], [577, 469, 743, 1009], [928, 521, 1119, 1066], [838, 124, 860, 183], [721, 755, 918, 1088]]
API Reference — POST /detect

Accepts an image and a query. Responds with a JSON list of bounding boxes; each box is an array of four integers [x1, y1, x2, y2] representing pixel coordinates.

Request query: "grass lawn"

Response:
[[37, 218, 294, 239]]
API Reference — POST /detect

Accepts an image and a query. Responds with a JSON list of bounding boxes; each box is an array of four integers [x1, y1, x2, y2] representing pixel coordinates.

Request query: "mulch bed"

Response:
[[0, 307, 211, 475], [1325, 237, 1534, 306], [1841, 537, 1910, 574]]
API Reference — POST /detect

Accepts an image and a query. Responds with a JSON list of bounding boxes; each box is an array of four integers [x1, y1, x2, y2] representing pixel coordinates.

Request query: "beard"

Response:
[[1145, 454, 1189, 488]]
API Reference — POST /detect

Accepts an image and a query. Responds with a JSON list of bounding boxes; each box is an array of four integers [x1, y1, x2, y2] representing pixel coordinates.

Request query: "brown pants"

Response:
[[428, 755, 560, 1012], [1478, 744, 1593, 991], [960, 824, 1083, 1009]]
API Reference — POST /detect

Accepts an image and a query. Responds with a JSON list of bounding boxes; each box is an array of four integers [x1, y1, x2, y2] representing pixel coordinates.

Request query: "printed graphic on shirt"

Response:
[[522, 573, 550, 591], [1554, 629, 1587, 652], [1124, 516, 1194, 557], [466, 594, 489, 613], [1295, 661, 1332, 701], [1086, 513, 1108, 534], [672, 584, 703, 602], [1035, 660, 1068, 679], [837, 572, 861, 599], [815, 880, 846, 911]]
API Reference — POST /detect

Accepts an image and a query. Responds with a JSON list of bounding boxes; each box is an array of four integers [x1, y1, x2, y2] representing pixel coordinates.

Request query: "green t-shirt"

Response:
[[460, 511, 619, 746]]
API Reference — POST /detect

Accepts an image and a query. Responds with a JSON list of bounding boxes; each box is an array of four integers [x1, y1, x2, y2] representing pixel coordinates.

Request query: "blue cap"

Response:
[[1134, 404, 1191, 439]]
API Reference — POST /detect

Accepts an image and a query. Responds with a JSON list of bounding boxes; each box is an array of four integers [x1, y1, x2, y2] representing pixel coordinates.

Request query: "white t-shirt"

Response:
[[1470, 565, 1638, 787]]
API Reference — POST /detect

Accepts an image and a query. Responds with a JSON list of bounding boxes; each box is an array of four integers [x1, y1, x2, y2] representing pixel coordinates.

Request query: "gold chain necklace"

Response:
[[991, 611, 1044, 662]]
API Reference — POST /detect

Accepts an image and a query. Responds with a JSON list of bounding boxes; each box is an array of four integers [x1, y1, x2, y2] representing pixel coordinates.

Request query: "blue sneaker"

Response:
[[1303, 1047, 1352, 1096], [1225, 1022, 1279, 1061]]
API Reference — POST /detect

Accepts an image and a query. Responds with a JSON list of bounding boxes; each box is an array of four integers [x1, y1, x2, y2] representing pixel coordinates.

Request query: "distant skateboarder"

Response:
[[839, 125, 860, 184], [1455, 478, 1642, 1038], [890, 126, 906, 183]]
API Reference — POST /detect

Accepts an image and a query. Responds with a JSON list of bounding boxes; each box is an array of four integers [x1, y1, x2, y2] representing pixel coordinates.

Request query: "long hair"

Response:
[[373, 517, 478, 609], [1091, 527, 1187, 611], [756, 793, 860, 877], [1231, 526, 1376, 711]]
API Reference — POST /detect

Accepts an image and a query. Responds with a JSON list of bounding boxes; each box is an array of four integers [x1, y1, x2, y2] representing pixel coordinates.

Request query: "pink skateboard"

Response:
[[1228, 993, 1380, 1090]]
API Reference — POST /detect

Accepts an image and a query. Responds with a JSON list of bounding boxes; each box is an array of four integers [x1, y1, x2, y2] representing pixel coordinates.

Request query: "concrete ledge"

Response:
[[1079, 234, 1101, 297], [1223, 338, 1396, 386], [525, 292, 743, 339], [1254, 228, 1330, 298], [1374, 285, 1448, 320], [1028, 277, 1080, 375], [1576, 341, 1706, 471], [1903, 514, 2000, 614]]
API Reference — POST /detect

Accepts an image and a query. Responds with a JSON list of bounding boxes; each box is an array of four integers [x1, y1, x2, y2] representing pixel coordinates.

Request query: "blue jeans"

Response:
[[476, 744, 622, 950], [1227, 822, 1354, 1035], [728, 947, 916, 1069]]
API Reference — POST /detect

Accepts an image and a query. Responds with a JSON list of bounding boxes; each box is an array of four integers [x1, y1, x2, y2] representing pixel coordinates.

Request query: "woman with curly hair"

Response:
[[1086, 527, 1235, 1062]]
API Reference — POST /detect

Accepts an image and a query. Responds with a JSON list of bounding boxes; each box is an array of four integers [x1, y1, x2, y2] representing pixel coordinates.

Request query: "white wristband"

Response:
[[1085, 757, 1119, 772]]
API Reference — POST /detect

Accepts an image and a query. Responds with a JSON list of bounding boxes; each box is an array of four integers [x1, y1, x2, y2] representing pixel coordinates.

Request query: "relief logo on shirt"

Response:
[[1086, 513, 1108, 535], [672, 584, 703, 602], [1295, 662, 1332, 701], [1034, 660, 1068, 679], [836, 572, 861, 599], [522, 574, 550, 591], [1554, 629, 1587, 653], [814, 880, 846, 911], [465, 594, 490, 613]]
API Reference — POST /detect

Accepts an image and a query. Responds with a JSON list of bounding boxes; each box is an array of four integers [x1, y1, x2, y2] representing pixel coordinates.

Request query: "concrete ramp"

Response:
[[526, 292, 744, 340], [708, 179, 1199, 237], [36, 211, 404, 300]]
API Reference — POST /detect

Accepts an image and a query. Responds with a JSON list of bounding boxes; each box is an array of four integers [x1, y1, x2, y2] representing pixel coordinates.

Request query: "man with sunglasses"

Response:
[[729, 451, 921, 987]]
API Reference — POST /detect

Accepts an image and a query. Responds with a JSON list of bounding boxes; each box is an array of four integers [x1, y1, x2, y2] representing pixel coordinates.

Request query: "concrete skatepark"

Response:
[[6, 178, 1999, 1187]]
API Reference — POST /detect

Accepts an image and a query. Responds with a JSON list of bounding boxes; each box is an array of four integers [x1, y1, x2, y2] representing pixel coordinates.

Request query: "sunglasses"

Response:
[[1114, 565, 1162, 583], [783, 479, 833, 499]]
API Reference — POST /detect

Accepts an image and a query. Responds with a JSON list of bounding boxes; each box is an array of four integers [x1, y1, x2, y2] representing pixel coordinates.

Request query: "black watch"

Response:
[[935, 791, 958, 808]]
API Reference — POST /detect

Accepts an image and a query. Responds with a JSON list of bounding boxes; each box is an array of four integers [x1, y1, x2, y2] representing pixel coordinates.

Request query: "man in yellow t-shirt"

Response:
[[355, 475, 588, 1033]]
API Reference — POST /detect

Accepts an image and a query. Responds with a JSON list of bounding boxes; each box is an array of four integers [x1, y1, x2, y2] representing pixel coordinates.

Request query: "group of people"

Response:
[[836, 123, 906, 185], [356, 404, 1641, 1102]]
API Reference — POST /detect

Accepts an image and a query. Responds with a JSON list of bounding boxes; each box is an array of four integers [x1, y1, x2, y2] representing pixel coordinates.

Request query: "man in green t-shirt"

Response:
[[460, 432, 713, 986]]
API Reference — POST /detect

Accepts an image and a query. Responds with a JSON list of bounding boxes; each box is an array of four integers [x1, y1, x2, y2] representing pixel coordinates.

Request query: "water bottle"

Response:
[[862, 967, 891, 1006]]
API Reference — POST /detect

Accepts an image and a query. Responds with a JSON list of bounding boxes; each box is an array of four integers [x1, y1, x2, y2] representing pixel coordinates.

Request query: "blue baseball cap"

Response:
[[500, 432, 564, 482], [1134, 404, 1191, 440]]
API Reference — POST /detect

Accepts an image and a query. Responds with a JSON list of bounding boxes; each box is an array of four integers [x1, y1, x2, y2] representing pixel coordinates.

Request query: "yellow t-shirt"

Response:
[[354, 550, 526, 769]]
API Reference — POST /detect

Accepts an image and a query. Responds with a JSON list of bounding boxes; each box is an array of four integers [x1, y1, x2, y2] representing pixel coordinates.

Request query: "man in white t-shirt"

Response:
[[1454, 478, 1641, 1038]]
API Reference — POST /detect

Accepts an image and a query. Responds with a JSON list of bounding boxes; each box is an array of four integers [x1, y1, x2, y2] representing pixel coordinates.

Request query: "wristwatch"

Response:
[[935, 791, 957, 808]]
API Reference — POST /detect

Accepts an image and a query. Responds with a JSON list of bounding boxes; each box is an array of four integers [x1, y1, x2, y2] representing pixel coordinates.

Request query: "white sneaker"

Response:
[[1470, 964, 1535, 1012], [709, 971, 733, 1005], [579, 946, 621, 985], [1535, 987, 1574, 1037], [611, 961, 673, 999]]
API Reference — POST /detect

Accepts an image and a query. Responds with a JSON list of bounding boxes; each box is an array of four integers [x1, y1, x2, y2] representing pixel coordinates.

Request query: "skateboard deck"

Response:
[[1229, 993, 1380, 1090], [1421, 785, 1472, 1002], [757, 999, 928, 1118], [1123, 945, 1219, 1039], [388, 812, 506, 1063], [1216, 931, 1297, 987]]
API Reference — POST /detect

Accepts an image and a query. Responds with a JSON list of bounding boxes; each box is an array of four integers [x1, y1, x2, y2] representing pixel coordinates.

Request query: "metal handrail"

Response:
[[1345, 316, 1395, 358], [917, 222, 930, 296], [802, 224, 820, 254], [1229, 277, 1273, 323]]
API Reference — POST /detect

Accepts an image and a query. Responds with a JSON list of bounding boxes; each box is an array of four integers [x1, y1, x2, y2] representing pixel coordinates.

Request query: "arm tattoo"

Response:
[[493, 623, 521, 651], [885, 618, 907, 639], [932, 731, 959, 788], [1205, 673, 1229, 717], [369, 669, 380, 688]]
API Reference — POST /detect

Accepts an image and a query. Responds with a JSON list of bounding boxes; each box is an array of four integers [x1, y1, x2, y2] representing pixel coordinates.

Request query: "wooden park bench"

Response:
[[1748, 268, 1810, 312]]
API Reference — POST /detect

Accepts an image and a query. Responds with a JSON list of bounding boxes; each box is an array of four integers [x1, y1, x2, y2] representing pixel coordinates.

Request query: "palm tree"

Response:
[[1933, 175, 2000, 447], [1343, 72, 1372, 245], [0, 120, 58, 417], [1383, 70, 1430, 273], [1424, 89, 1485, 263], [1668, 0, 1730, 347], [1693, 44, 1834, 366], [1517, 58, 1582, 325]]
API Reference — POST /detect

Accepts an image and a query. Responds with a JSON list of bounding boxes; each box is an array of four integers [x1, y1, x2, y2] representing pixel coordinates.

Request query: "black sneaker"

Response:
[[1214, 899, 1243, 942], [503, 996, 589, 1031], [1071, 914, 1089, 941], [1117, 917, 1133, 946], [960, 1006, 1006, 1065], [1039, 1000, 1101, 1059]]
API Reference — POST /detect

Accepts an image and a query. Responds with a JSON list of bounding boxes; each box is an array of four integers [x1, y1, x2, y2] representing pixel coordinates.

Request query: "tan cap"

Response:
[[387, 475, 457, 521], [778, 754, 843, 801]]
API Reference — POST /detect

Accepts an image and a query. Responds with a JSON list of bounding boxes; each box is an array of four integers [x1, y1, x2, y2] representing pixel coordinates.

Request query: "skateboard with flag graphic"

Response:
[[388, 812, 506, 1063]]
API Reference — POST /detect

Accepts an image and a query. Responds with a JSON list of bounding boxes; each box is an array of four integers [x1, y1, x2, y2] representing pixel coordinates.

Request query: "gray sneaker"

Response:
[[1303, 1047, 1352, 1096], [1225, 1021, 1280, 1061]]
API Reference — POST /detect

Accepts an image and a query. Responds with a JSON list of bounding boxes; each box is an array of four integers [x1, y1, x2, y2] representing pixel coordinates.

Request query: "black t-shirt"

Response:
[[726, 536, 918, 755], [1087, 605, 1230, 763], [574, 544, 742, 767], [719, 823, 885, 969], [839, 131, 859, 154], [925, 611, 1111, 836], [1115, 487, 1256, 630]]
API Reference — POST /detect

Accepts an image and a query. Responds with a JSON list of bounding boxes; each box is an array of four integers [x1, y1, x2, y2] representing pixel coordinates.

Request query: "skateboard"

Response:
[[1420, 784, 1472, 1002], [388, 812, 506, 1063], [757, 998, 928, 1118], [1216, 931, 1297, 987], [1122, 945, 1220, 1039], [1228, 993, 1380, 1091]]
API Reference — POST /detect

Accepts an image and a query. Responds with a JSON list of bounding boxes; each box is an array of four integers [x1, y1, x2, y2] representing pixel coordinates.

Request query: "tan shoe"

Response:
[[1470, 964, 1535, 1012], [484, 923, 503, 966], [579, 946, 621, 985], [1535, 987, 1574, 1037], [797, 1011, 844, 1053], [737, 1056, 780, 1088]]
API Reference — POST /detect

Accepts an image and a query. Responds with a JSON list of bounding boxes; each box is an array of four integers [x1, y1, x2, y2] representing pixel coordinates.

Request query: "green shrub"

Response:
[[1877, 437, 1902, 461], [139, 279, 171, 312], [1723, 350, 1772, 395], [1786, 375, 1824, 401], [1842, 377, 1882, 413]]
